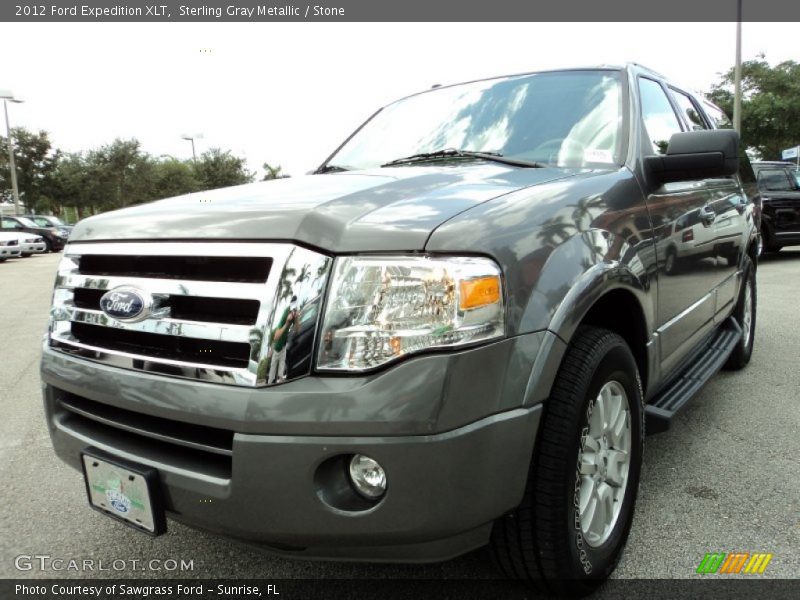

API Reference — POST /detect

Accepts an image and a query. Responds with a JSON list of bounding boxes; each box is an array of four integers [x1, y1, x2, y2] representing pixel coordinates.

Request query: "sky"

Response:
[[0, 22, 797, 177]]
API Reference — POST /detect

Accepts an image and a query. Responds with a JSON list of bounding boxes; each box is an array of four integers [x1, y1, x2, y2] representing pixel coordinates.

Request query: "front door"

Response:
[[638, 78, 723, 377]]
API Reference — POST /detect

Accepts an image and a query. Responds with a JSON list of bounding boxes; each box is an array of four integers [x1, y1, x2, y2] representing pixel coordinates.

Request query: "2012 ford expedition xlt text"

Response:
[[42, 64, 759, 595]]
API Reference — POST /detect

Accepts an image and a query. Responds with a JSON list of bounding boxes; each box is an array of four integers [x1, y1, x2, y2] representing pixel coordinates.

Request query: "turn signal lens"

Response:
[[459, 276, 501, 310]]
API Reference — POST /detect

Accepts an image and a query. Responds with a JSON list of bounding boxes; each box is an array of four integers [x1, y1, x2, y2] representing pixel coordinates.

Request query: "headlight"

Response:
[[317, 255, 504, 371]]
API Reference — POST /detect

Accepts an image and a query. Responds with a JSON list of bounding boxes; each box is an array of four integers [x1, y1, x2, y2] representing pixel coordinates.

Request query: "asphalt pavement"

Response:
[[1, 251, 797, 580]]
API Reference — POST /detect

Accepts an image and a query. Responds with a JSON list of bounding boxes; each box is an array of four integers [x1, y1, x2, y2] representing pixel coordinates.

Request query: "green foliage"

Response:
[[153, 158, 200, 199], [709, 57, 800, 160], [193, 148, 254, 190], [262, 162, 284, 180], [0, 128, 59, 212], [1, 128, 257, 218]]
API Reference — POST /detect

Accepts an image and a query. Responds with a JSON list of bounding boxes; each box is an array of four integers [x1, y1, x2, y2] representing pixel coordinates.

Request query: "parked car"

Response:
[[22, 214, 73, 238], [751, 161, 800, 253], [662, 195, 746, 274], [41, 64, 758, 595], [0, 215, 67, 252], [0, 232, 22, 261], [16, 233, 48, 256]]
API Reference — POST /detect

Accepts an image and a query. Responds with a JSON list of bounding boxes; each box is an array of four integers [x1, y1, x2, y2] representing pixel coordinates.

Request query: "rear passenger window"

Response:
[[639, 78, 682, 155], [671, 89, 707, 130], [702, 102, 734, 129]]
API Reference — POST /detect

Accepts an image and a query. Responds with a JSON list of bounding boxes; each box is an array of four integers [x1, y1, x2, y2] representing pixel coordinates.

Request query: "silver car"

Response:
[[0, 232, 23, 261], [17, 234, 47, 256]]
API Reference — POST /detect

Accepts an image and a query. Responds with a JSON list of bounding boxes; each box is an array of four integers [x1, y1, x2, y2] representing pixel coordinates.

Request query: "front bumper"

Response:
[[41, 335, 546, 562], [0, 246, 21, 258], [21, 242, 47, 254]]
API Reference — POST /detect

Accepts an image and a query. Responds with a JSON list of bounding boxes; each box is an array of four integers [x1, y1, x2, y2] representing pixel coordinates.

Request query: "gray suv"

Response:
[[41, 64, 758, 595]]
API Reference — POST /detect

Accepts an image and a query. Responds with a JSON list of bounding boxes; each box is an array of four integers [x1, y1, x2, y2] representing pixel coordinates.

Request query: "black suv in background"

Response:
[[0, 215, 68, 252], [752, 161, 800, 253], [22, 214, 73, 238]]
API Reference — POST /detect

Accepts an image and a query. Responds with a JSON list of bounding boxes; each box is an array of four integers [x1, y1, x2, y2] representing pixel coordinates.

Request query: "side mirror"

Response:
[[644, 129, 739, 186]]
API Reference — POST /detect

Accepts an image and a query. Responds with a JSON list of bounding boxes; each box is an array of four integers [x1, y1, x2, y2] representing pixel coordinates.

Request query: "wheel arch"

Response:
[[523, 265, 654, 407]]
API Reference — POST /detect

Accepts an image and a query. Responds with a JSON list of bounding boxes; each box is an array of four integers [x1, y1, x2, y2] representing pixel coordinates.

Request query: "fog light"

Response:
[[348, 454, 387, 500]]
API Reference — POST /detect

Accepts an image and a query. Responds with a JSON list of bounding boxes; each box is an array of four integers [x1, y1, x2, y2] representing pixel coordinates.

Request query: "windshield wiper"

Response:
[[381, 148, 547, 168], [314, 164, 350, 174]]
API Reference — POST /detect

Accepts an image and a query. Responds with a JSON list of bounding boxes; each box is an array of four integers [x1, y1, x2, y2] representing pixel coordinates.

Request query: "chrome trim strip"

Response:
[[56, 273, 271, 300], [58, 307, 256, 344]]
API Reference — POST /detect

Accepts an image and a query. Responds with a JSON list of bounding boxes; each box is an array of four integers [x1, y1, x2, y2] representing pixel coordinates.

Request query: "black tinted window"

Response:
[[758, 170, 793, 191], [639, 78, 682, 155]]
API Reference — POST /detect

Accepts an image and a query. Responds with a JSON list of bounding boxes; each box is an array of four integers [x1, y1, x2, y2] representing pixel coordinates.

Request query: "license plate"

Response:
[[81, 449, 166, 535]]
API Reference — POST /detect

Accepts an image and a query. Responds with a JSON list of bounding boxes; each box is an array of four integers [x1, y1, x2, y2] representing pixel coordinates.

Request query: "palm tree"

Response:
[[295, 263, 311, 285], [262, 163, 284, 180]]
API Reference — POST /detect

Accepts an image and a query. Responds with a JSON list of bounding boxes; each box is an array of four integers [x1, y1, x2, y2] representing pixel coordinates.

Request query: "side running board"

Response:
[[645, 317, 742, 435]]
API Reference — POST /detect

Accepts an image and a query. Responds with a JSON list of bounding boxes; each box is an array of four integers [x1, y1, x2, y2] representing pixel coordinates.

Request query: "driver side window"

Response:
[[639, 78, 682, 155]]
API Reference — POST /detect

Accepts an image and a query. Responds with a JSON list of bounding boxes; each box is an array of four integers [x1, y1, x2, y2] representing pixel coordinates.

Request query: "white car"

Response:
[[0, 232, 23, 261], [16, 233, 48, 256]]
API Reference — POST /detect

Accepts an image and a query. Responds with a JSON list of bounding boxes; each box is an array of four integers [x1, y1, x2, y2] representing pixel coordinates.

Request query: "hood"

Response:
[[70, 164, 585, 252]]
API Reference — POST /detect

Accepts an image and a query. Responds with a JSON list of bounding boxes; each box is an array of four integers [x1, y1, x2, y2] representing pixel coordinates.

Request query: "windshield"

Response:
[[17, 217, 38, 227], [326, 70, 624, 171], [34, 216, 64, 226]]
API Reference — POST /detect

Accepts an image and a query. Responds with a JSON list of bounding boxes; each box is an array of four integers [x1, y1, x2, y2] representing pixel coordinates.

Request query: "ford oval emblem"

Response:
[[99, 287, 148, 321]]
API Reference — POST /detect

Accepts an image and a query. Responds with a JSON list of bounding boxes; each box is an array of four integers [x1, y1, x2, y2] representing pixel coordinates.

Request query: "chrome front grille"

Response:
[[49, 242, 331, 387]]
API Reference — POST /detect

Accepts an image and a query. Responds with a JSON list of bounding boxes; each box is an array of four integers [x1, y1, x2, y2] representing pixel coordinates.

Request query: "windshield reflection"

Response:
[[328, 70, 624, 171]]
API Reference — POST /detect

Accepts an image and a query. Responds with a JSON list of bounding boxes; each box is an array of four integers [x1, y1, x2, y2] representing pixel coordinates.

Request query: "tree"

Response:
[[51, 152, 94, 218], [194, 148, 254, 190], [152, 158, 200, 199], [708, 57, 800, 160], [0, 127, 59, 213], [85, 139, 156, 209], [262, 162, 285, 180]]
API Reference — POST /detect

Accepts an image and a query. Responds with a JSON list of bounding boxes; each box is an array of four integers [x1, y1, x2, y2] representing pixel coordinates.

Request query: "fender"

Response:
[[521, 231, 657, 407]]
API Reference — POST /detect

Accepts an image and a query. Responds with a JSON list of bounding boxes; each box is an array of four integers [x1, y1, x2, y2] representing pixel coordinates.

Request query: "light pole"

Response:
[[181, 133, 203, 163], [0, 90, 23, 215], [733, 0, 743, 133]]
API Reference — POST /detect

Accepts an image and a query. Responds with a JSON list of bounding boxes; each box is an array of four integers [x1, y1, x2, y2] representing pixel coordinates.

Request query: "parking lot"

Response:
[[0, 251, 797, 580]]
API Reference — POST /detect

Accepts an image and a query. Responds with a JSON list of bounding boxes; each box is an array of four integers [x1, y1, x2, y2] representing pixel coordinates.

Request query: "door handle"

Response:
[[699, 205, 716, 227]]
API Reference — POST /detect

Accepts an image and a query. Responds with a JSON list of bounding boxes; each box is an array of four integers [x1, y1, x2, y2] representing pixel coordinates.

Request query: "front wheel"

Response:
[[724, 256, 756, 370], [490, 326, 644, 596]]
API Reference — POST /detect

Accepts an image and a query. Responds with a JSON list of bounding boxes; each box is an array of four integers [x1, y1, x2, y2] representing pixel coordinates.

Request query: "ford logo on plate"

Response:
[[99, 287, 149, 321]]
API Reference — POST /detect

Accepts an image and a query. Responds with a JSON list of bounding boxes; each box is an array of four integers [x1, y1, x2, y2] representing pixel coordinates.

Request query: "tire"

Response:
[[490, 326, 644, 596], [21, 253, 31, 258], [43, 238, 53, 253], [723, 256, 756, 370]]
